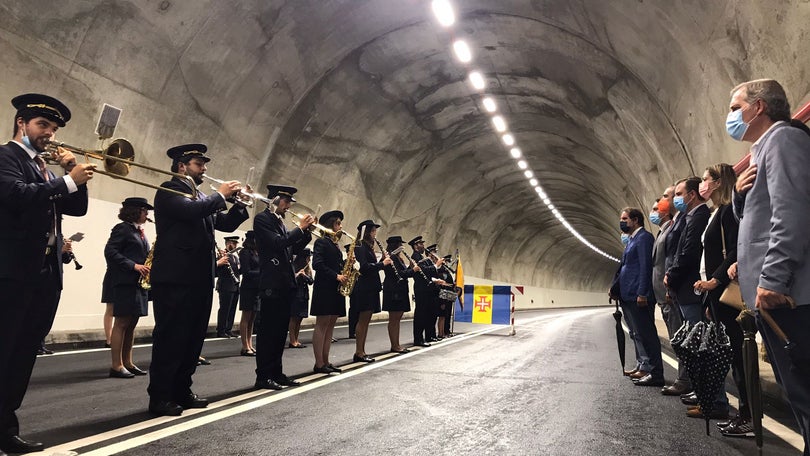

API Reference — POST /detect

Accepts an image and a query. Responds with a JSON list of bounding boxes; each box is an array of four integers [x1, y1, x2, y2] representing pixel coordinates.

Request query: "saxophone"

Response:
[[139, 240, 155, 290], [338, 230, 361, 297]]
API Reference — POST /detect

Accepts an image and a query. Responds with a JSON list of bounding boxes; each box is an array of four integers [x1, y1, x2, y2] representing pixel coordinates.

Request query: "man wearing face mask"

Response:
[[728, 79, 810, 454], [610, 208, 663, 386], [664, 176, 710, 325]]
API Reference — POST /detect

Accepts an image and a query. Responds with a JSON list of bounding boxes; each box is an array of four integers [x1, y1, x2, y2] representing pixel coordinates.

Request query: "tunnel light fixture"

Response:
[[529, 178, 538, 187], [482, 97, 497, 113], [517, 160, 527, 170], [468, 71, 485, 90], [524, 170, 534, 179], [452, 40, 472, 63], [502, 133, 514, 146], [492, 115, 507, 132], [432, 0, 455, 27], [509, 147, 521, 159]]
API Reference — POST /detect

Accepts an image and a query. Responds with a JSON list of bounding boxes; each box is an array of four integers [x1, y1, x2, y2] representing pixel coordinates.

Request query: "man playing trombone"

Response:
[[0, 94, 94, 454], [146, 144, 248, 416]]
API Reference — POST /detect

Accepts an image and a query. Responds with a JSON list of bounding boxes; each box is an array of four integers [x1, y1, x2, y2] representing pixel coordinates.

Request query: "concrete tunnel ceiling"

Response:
[[2, 0, 810, 292]]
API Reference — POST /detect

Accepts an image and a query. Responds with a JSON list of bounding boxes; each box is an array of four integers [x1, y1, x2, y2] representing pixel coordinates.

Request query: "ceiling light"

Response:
[[517, 160, 527, 170], [529, 178, 538, 186], [524, 170, 534, 179], [468, 71, 485, 90], [542, 198, 551, 205], [509, 147, 521, 158], [452, 40, 472, 63], [502, 133, 514, 146], [431, 0, 455, 26], [492, 116, 506, 132], [482, 97, 497, 112]]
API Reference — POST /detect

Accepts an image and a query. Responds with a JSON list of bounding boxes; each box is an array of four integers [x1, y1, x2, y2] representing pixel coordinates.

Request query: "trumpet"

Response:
[[43, 139, 197, 199], [287, 209, 338, 239], [201, 175, 274, 207]]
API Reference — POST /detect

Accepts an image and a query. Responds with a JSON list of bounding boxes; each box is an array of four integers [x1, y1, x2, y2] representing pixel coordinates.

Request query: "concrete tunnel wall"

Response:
[[2, 0, 810, 299]]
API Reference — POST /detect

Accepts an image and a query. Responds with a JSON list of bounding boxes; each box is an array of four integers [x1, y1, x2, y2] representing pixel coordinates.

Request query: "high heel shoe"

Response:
[[240, 349, 256, 357], [352, 354, 375, 363], [109, 367, 135, 379]]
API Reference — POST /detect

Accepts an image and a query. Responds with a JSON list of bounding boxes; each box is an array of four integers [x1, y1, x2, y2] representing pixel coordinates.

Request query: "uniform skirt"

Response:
[[239, 287, 261, 311], [101, 270, 114, 303], [350, 289, 381, 314], [382, 288, 411, 312], [112, 284, 148, 317], [291, 283, 310, 318], [310, 286, 346, 317]]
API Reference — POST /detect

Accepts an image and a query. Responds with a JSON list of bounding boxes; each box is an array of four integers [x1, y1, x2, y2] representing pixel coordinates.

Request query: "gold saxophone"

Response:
[[338, 230, 360, 297], [139, 240, 155, 290]]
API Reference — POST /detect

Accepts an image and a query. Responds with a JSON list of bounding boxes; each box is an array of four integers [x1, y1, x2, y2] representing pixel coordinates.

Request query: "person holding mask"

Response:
[[351, 220, 393, 363]]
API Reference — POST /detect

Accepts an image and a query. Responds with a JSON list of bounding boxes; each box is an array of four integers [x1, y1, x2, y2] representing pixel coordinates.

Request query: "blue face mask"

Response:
[[649, 212, 661, 226], [621, 233, 630, 245], [673, 195, 688, 213], [726, 108, 748, 141]]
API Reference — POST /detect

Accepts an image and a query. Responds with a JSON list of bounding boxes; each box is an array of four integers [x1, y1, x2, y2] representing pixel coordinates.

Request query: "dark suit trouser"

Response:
[[148, 284, 213, 402], [216, 290, 239, 333], [713, 299, 748, 416], [347, 304, 359, 337], [0, 254, 61, 437], [412, 291, 430, 344], [758, 306, 810, 455], [255, 289, 291, 380], [621, 299, 663, 379], [659, 300, 690, 386]]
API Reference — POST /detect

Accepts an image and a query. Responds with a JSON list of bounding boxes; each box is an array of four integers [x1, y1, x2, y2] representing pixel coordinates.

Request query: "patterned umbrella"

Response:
[[692, 316, 733, 435], [611, 298, 626, 372], [671, 320, 701, 387]]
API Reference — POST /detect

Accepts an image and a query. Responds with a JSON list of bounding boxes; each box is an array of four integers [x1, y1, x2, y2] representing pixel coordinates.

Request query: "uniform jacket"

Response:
[[104, 222, 150, 287], [411, 250, 437, 295], [735, 122, 810, 307], [150, 177, 248, 287], [0, 142, 88, 285], [382, 254, 416, 302], [666, 204, 711, 306], [651, 220, 673, 303], [354, 242, 385, 293], [613, 228, 655, 302], [254, 209, 311, 291], [312, 237, 345, 291], [238, 248, 260, 290], [216, 249, 241, 293]]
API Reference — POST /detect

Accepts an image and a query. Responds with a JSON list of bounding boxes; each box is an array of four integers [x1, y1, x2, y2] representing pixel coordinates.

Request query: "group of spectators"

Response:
[[611, 79, 810, 454]]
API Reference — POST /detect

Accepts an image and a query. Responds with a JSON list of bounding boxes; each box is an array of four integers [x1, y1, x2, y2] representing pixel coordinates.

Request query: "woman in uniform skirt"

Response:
[[310, 210, 348, 374], [351, 220, 393, 363], [103, 198, 152, 378], [289, 249, 313, 349], [238, 231, 260, 356], [382, 235, 421, 353]]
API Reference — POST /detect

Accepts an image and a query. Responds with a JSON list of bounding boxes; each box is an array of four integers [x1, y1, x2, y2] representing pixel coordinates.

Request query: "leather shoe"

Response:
[[629, 370, 649, 379], [326, 363, 342, 373], [353, 354, 375, 363], [109, 367, 135, 379], [0, 435, 44, 453], [197, 357, 211, 366], [686, 407, 729, 420], [216, 332, 229, 338], [415, 342, 431, 347], [240, 349, 256, 357], [148, 399, 183, 416], [273, 375, 301, 387], [681, 392, 698, 406], [178, 393, 209, 409], [391, 348, 411, 354], [254, 379, 283, 390], [314, 364, 333, 374], [661, 383, 689, 396], [633, 374, 665, 387], [125, 365, 147, 376], [623, 368, 639, 377]]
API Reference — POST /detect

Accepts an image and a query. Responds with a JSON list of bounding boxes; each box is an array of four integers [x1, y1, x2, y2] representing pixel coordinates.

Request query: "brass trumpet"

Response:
[[287, 209, 338, 239], [43, 139, 197, 199], [201, 175, 271, 207]]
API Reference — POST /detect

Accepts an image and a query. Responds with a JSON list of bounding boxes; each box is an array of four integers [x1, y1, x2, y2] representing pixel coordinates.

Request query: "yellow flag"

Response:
[[456, 255, 464, 307]]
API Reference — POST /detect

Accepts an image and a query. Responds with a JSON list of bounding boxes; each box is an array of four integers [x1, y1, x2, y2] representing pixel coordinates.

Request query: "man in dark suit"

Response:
[[665, 176, 710, 325], [610, 207, 663, 386], [409, 236, 433, 347], [216, 235, 241, 338], [147, 144, 248, 416], [0, 94, 94, 454], [253, 184, 313, 390]]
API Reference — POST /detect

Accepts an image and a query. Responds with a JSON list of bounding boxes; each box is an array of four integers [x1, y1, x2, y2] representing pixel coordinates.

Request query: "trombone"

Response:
[[43, 139, 197, 199]]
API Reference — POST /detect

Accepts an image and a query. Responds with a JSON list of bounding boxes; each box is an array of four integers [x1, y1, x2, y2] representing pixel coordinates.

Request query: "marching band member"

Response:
[[289, 248, 313, 349], [408, 236, 433, 347], [253, 185, 313, 390], [351, 220, 393, 363], [436, 254, 456, 339], [147, 144, 247, 416], [238, 231, 260, 356], [104, 197, 153, 379], [310, 210, 347, 374], [382, 236, 420, 353], [215, 236, 241, 338]]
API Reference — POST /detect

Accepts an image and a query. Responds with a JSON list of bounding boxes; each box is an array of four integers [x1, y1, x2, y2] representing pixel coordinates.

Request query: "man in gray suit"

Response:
[[730, 78, 810, 455]]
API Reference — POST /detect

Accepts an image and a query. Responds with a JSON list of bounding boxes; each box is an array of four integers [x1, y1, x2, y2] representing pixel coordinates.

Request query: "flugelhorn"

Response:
[[43, 139, 197, 199]]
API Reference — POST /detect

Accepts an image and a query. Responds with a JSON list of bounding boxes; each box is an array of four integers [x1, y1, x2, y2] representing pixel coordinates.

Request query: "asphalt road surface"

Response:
[[19, 308, 803, 455]]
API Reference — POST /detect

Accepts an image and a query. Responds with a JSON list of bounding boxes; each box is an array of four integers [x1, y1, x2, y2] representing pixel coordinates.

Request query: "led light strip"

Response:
[[431, 0, 619, 263]]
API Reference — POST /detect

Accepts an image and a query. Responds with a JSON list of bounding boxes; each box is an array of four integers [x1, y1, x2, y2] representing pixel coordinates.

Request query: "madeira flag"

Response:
[[454, 284, 511, 325], [455, 255, 464, 309]]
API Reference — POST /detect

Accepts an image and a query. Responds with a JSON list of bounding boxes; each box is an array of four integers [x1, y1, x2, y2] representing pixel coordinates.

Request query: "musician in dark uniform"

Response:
[[147, 144, 247, 417], [238, 231, 260, 356], [311, 210, 348, 374], [104, 197, 152, 379], [436, 254, 456, 339], [409, 236, 434, 347], [215, 235, 241, 338], [382, 235, 421, 353], [421, 244, 451, 342], [0, 94, 94, 454], [289, 248, 313, 348], [351, 220, 393, 363], [253, 185, 314, 390]]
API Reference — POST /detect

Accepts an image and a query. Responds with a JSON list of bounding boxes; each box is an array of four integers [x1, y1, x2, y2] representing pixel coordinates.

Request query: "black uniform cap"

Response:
[[121, 197, 154, 210], [12, 93, 71, 127], [166, 144, 210, 163], [319, 210, 344, 222], [224, 236, 240, 242], [266, 184, 297, 202], [442, 254, 452, 261], [426, 244, 438, 253], [357, 219, 380, 231], [408, 236, 424, 246], [386, 235, 404, 245]]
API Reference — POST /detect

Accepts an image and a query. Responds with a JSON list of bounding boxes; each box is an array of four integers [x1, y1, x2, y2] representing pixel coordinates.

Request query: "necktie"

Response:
[[138, 226, 145, 240], [34, 155, 50, 181]]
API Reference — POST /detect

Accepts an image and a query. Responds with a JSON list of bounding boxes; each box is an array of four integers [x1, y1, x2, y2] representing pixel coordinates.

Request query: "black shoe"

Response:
[[148, 399, 183, 416], [226, 331, 238, 338], [314, 364, 332, 374], [273, 375, 301, 387], [177, 393, 209, 409], [104, 342, 111, 348], [216, 332, 229, 338], [125, 365, 147, 376], [36, 348, 47, 356], [326, 363, 342, 373], [681, 392, 698, 406], [0, 435, 44, 453], [633, 374, 665, 387], [661, 383, 689, 396], [353, 354, 375, 363], [348, 334, 356, 339], [331, 338, 338, 343], [197, 357, 211, 366], [391, 348, 411, 354], [415, 342, 431, 347], [240, 349, 256, 357], [109, 368, 135, 379], [254, 379, 283, 390]]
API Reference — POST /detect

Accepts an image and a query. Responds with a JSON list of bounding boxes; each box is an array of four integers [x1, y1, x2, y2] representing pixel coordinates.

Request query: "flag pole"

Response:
[[509, 293, 516, 336]]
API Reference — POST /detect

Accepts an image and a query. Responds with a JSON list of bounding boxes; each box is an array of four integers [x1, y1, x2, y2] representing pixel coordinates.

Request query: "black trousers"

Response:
[[348, 304, 359, 337], [413, 292, 431, 344], [0, 254, 61, 437], [148, 284, 213, 402], [216, 290, 239, 333], [711, 297, 749, 416], [255, 288, 292, 381]]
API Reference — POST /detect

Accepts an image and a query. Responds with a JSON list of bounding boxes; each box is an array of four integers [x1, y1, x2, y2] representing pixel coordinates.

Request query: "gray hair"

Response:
[[731, 79, 791, 122]]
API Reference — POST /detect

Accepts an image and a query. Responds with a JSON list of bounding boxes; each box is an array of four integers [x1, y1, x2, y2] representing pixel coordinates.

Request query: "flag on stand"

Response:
[[455, 284, 511, 325], [455, 254, 464, 309]]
